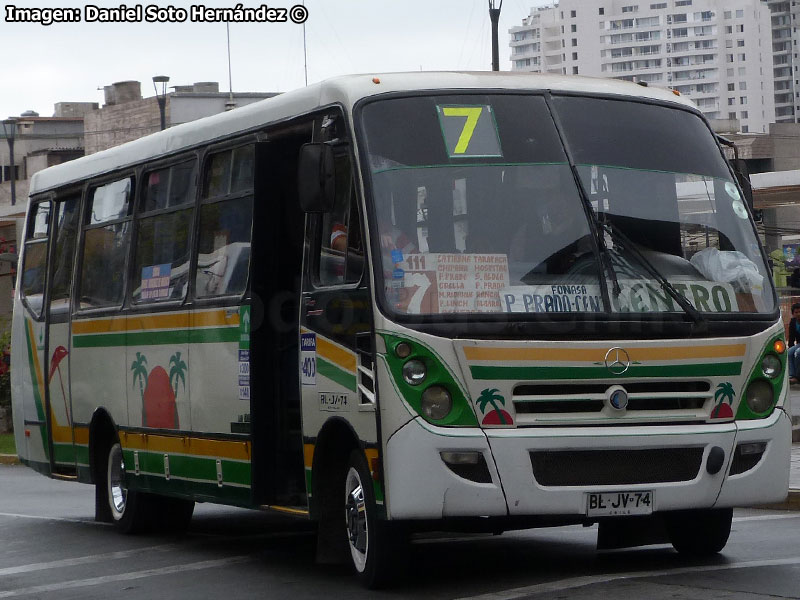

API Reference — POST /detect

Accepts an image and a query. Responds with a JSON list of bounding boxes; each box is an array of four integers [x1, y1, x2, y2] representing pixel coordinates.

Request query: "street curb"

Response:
[[754, 489, 800, 511], [0, 454, 19, 465]]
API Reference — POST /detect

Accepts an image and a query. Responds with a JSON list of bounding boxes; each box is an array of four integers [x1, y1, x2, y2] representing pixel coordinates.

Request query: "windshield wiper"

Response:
[[599, 222, 707, 327]]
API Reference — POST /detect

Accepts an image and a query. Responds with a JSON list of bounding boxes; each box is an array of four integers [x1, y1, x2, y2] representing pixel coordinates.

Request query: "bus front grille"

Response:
[[512, 380, 712, 426], [529, 447, 705, 486]]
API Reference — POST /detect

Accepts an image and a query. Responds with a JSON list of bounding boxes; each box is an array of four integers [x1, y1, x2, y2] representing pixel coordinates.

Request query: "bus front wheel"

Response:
[[665, 508, 733, 556], [343, 449, 404, 588]]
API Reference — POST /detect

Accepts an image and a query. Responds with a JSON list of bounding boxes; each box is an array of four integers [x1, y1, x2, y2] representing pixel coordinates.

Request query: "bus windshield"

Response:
[[360, 93, 775, 317]]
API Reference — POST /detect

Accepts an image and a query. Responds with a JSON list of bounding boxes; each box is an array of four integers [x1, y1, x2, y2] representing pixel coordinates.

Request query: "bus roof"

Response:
[[29, 71, 696, 196]]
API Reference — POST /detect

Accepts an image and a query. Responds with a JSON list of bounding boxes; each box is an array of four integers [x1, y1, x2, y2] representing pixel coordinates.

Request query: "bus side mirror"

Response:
[[298, 143, 335, 213], [731, 158, 754, 211]]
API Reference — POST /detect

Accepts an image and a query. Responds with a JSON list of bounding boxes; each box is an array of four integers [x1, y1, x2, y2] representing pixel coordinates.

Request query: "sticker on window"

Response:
[[393, 253, 509, 314], [501, 281, 739, 313], [141, 263, 171, 300], [436, 105, 503, 158]]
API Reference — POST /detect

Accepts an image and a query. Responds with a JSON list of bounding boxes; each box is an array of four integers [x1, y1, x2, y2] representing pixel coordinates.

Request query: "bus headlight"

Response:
[[745, 380, 774, 414], [761, 354, 781, 379], [421, 386, 452, 420], [402, 359, 427, 386]]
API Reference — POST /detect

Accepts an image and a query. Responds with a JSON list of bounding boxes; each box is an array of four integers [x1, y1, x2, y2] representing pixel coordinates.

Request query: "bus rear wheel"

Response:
[[105, 441, 150, 534], [665, 508, 733, 556], [344, 449, 404, 589]]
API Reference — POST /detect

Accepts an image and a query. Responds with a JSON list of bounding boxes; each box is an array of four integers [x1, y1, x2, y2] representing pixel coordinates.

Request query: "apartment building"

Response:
[[510, 0, 776, 132], [766, 0, 800, 122]]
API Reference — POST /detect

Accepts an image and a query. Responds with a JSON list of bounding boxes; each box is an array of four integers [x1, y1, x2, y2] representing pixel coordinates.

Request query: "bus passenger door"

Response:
[[45, 196, 81, 475], [249, 136, 308, 506]]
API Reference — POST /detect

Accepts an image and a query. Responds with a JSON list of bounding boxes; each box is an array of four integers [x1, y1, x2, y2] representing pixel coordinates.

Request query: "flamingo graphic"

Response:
[[48, 345, 70, 426]]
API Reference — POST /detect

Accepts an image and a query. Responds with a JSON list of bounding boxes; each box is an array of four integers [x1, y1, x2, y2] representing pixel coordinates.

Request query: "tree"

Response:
[[476, 388, 510, 425]]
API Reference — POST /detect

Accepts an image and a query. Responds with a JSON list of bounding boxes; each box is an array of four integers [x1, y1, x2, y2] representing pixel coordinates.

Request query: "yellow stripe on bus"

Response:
[[72, 309, 239, 335], [120, 431, 251, 461], [316, 336, 357, 373], [303, 443, 315, 469], [463, 344, 747, 363]]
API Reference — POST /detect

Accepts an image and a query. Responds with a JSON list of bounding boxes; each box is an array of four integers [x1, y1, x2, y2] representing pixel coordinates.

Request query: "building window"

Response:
[[724, 10, 731, 19], [572, 38, 577, 46], [737, 24, 744, 32], [737, 40, 744, 47], [739, 81, 747, 90], [738, 53, 745, 61], [728, 112, 736, 120], [650, 3, 667, 8], [675, 0, 692, 5], [725, 25, 733, 34], [727, 68, 734, 76], [727, 54, 734, 62], [573, 66, 579, 74], [739, 67, 746, 76], [742, 125, 749, 133], [741, 111, 748, 119], [728, 98, 735, 105], [571, 24, 577, 32], [571, 9, 576, 17], [740, 96, 747, 105], [599, 7, 604, 15], [727, 83, 735, 91], [736, 9, 743, 18], [572, 51, 578, 60]]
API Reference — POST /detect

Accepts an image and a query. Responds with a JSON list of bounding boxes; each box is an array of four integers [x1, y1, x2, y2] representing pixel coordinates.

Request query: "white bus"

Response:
[[11, 72, 791, 588]]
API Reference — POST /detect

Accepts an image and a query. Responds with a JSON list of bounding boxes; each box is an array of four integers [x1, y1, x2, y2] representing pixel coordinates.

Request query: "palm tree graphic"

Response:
[[169, 351, 187, 398], [476, 388, 508, 425], [130, 352, 148, 400], [131, 352, 148, 426], [712, 382, 736, 418]]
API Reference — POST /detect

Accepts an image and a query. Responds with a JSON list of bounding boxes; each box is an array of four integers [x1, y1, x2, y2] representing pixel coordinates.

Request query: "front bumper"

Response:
[[383, 409, 791, 520]]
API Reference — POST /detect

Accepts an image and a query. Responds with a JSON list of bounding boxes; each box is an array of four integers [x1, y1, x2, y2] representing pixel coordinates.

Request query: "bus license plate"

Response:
[[586, 491, 654, 517]]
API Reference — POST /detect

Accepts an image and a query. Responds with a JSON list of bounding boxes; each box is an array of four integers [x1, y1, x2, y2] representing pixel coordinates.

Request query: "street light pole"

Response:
[[489, 0, 503, 72], [1, 118, 17, 207], [152, 75, 170, 131]]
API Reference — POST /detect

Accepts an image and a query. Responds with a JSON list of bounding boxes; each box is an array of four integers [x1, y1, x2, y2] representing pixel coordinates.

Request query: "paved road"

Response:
[[1, 465, 800, 599]]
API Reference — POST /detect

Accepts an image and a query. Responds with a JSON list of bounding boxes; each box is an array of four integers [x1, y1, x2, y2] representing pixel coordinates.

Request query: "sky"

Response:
[[0, 0, 554, 119]]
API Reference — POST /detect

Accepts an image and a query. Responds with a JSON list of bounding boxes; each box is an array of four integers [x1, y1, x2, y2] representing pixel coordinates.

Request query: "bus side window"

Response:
[[132, 160, 196, 303], [49, 196, 81, 315], [21, 201, 51, 318], [317, 153, 363, 287], [195, 146, 253, 298], [78, 177, 133, 309]]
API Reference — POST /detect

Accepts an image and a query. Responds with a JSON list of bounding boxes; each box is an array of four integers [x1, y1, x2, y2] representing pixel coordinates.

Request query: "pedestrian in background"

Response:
[[788, 302, 800, 384]]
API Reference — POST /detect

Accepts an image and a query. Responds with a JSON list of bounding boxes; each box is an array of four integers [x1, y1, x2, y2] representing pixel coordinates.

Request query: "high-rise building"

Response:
[[766, 0, 800, 123], [510, 0, 776, 133]]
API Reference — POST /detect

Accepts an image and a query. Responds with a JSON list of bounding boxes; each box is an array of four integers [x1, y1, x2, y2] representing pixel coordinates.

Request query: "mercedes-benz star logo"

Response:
[[604, 347, 632, 375]]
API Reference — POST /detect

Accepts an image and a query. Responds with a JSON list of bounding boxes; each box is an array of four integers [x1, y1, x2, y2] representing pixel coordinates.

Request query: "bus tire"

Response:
[[665, 508, 733, 556], [105, 441, 150, 534], [344, 449, 404, 589]]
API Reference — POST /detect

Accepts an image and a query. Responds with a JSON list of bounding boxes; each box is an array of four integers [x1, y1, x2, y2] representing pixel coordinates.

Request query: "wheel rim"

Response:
[[345, 466, 368, 572], [107, 443, 127, 521]]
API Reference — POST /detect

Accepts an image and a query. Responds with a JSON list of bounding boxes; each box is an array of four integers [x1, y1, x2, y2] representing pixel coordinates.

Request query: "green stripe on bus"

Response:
[[469, 362, 743, 380], [317, 357, 357, 391], [73, 327, 239, 348], [122, 450, 251, 486], [127, 472, 252, 507]]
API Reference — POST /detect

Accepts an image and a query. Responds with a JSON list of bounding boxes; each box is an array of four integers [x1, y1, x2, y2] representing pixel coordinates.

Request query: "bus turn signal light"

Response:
[[773, 339, 786, 354]]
